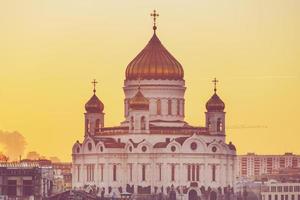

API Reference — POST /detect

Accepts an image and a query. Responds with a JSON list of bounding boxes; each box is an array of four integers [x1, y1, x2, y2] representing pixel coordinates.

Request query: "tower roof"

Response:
[[129, 89, 149, 110], [206, 78, 225, 112], [85, 79, 104, 113], [85, 94, 104, 113], [125, 10, 184, 81], [206, 93, 225, 112]]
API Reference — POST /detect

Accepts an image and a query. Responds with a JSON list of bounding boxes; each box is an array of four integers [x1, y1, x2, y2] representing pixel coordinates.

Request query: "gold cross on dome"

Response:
[[212, 78, 219, 93], [91, 79, 98, 94], [150, 10, 159, 32]]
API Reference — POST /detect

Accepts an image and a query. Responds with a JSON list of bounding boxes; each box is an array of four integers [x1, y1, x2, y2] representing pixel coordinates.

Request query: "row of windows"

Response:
[[77, 164, 217, 183], [85, 119, 102, 134], [264, 194, 300, 200], [126, 99, 184, 116], [268, 186, 300, 193]]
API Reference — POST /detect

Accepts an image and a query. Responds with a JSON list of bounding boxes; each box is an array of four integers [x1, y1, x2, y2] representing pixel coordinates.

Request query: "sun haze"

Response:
[[0, 0, 299, 161]]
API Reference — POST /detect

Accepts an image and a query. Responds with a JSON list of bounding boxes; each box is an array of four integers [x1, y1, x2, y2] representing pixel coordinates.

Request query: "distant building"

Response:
[[52, 162, 72, 193], [261, 181, 300, 200], [0, 162, 53, 200], [237, 153, 300, 179]]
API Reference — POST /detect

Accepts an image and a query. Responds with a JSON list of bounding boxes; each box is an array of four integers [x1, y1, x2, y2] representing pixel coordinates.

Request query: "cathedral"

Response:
[[72, 11, 237, 200]]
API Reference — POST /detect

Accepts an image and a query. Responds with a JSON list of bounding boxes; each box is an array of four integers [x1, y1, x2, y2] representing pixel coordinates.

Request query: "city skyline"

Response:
[[0, 0, 299, 161]]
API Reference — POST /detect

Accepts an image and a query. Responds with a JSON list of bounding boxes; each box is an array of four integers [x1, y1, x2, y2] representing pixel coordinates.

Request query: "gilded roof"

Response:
[[125, 33, 184, 80], [129, 90, 149, 110]]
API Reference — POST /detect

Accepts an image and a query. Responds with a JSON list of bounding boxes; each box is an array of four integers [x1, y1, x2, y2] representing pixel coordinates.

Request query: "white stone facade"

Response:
[[72, 24, 237, 199]]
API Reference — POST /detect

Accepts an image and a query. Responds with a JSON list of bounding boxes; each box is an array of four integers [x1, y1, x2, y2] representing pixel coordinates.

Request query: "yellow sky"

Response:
[[0, 0, 299, 161]]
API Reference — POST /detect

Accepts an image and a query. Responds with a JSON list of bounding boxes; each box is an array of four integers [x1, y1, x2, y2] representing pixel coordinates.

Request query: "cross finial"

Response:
[[91, 79, 98, 94], [150, 10, 159, 33], [212, 78, 219, 93]]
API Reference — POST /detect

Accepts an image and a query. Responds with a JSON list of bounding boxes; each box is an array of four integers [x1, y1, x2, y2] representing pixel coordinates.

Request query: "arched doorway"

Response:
[[188, 189, 198, 200], [210, 191, 217, 200]]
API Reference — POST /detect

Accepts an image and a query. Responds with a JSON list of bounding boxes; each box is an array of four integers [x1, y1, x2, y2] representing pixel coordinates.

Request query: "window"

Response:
[[141, 116, 146, 130], [171, 164, 175, 181], [275, 195, 278, 200], [278, 186, 282, 192], [157, 99, 161, 115], [130, 116, 134, 130], [292, 195, 295, 200], [158, 164, 162, 181], [168, 99, 172, 115], [281, 195, 284, 200], [76, 147, 80, 153], [86, 164, 94, 182], [212, 165, 216, 181], [142, 165, 146, 181], [7, 180, 17, 196], [289, 186, 293, 192], [217, 118, 223, 132], [129, 164, 133, 182], [269, 195, 272, 200], [23, 180, 33, 196], [142, 146, 147, 152], [285, 195, 288, 200], [187, 165, 191, 181], [88, 143, 92, 151], [190, 142, 197, 150], [100, 164, 104, 182], [171, 146, 176, 152], [95, 119, 100, 132], [196, 165, 200, 181], [297, 195, 300, 200], [177, 99, 180, 115], [77, 165, 80, 182], [86, 119, 90, 133], [192, 165, 195, 181], [271, 186, 276, 192], [113, 165, 117, 181], [284, 186, 289, 192]]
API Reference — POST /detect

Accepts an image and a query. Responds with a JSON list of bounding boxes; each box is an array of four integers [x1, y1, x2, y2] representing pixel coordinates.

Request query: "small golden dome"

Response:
[[126, 33, 184, 80], [129, 89, 149, 110], [206, 93, 225, 112], [85, 94, 104, 113]]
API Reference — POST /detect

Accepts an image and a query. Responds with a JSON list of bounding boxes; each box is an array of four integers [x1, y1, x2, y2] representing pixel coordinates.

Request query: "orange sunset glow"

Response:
[[0, 1, 299, 161]]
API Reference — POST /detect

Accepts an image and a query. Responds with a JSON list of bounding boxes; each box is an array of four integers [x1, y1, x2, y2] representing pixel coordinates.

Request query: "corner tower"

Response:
[[205, 78, 226, 136], [123, 10, 186, 128]]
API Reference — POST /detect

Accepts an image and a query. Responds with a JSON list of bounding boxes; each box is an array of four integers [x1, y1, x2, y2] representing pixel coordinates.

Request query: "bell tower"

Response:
[[84, 79, 105, 136], [205, 78, 226, 135], [128, 84, 150, 134]]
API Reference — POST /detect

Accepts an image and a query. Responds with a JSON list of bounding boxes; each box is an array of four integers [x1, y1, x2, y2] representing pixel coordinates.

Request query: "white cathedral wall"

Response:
[[123, 79, 186, 125], [72, 133, 236, 194]]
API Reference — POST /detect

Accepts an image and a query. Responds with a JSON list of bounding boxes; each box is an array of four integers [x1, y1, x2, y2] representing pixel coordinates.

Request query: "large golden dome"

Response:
[[125, 33, 184, 80]]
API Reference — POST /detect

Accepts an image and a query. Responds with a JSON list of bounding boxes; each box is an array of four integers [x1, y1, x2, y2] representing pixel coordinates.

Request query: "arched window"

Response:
[[196, 165, 200, 181], [141, 116, 146, 130], [95, 119, 100, 133], [217, 118, 223, 132], [177, 99, 180, 116], [86, 119, 90, 133], [142, 165, 146, 181], [113, 165, 117, 181], [157, 99, 161, 115], [171, 164, 175, 181], [130, 116, 134, 130], [207, 118, 211, 129], [168, 99, 172, 115], [212, 165, 216, 181], [187, 165, 191, 181]]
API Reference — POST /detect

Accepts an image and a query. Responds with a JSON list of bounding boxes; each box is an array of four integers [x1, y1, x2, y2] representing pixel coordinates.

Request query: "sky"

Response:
[[0, 0, 299, 161]]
